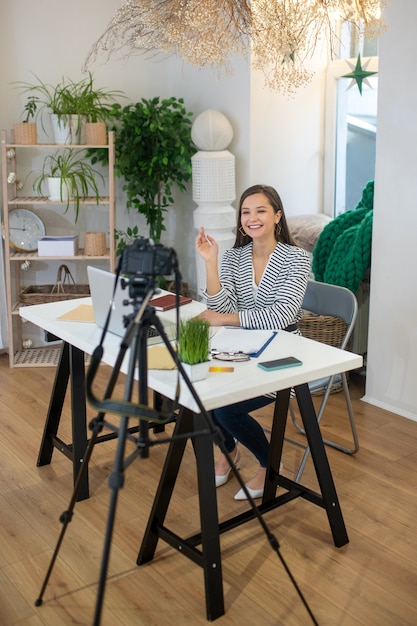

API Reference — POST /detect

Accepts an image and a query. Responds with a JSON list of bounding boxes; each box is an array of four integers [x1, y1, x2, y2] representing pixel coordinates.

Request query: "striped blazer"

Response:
[[204, 241, 311, 331]]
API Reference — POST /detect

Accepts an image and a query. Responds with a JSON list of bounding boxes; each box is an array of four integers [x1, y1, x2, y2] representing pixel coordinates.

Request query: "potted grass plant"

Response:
[[33, 149, 104, 221], [177, 317, 211, 382], [15, 73, 124, 144]]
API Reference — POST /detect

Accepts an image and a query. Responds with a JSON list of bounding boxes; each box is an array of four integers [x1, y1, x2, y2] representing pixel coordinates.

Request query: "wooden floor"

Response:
[[1, 352, 417, 625]]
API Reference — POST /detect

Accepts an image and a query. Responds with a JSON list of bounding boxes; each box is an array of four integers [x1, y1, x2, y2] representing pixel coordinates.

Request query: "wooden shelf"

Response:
[[1, 129, 116, 368], [7, 195, 110, 205], [9, 248, 111, 260]]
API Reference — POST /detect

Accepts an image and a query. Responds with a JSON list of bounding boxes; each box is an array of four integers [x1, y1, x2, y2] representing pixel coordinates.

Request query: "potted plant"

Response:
[[89, 97, 195, 242], [177, 317, 211, 382], [13, 96, 38, 144], [33, 149, 104, 221], [15, 73, 124, 144]]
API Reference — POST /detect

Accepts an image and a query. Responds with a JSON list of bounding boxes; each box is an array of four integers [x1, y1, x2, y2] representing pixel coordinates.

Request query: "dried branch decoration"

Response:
[[84, 0, 386, 94]]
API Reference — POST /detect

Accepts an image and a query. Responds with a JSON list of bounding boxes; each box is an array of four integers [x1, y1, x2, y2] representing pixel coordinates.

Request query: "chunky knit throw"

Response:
[[312, 181, 374, 293]]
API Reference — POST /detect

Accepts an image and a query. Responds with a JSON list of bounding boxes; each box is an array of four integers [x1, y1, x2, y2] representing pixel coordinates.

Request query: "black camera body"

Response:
[[121, 237, 176, 277]]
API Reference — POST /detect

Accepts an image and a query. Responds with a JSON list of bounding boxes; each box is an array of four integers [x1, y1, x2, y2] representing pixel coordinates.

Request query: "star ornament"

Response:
[[342, 54, 378, 95]]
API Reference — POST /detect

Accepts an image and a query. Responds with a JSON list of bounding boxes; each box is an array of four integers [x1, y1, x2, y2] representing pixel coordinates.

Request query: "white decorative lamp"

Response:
[[191, 110, 236, 297]]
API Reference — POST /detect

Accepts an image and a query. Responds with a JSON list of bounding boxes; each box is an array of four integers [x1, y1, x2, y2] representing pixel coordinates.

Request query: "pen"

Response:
[[206, 235, 212, 247]]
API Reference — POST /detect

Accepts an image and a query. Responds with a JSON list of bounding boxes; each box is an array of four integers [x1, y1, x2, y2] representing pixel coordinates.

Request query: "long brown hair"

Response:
[[233, 184, 295, 248]]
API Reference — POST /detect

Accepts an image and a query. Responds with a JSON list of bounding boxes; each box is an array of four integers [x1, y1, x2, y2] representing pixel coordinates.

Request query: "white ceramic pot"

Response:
[[51, 114, 85, 144], [47, 177, 70, 202], [180, 361, 210, 382]]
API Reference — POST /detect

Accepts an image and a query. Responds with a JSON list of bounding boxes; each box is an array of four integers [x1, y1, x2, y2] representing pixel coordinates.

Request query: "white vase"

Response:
[[180, 361, 210, 382], [47, 177, 70, 202]]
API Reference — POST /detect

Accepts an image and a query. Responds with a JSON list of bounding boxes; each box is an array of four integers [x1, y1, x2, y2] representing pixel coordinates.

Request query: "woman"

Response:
[[195, 184, 310, 499]]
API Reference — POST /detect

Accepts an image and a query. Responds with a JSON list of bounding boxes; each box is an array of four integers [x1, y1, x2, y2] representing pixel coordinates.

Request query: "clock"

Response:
[[3, 208, 46, 252]]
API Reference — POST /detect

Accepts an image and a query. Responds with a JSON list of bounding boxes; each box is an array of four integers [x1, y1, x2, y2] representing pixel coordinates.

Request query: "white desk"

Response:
[[21, 296, 361, 413], [21, 297, 362, 622]]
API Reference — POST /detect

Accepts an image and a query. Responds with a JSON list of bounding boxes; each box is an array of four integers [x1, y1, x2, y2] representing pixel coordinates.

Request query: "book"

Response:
[[38, 235, 79, 256], [210, 327, 277, 357], [150, 293, 192, 311]]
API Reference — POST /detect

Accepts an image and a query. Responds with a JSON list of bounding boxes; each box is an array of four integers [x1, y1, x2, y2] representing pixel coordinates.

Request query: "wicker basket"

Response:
[[85, 122, 107, 145], [13, 122, 37, 145], [19, 264, 90, 305], [299, 310, 349, 394], [84, 231, 106, 256], [298, 310, 348, 347]]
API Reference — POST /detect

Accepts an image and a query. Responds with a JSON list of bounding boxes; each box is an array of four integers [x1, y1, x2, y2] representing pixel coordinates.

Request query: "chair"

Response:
[[288, 279, 360, 482]]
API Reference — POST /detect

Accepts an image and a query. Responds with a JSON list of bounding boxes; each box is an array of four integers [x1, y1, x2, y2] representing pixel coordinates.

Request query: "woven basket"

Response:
[[19, 264, 90, 305], [84, 231, 106, 256], [299, 310, 349, 394], [85, 122, 107, 145], [298, 310, 348, 347], [13, 122, 37, 145]]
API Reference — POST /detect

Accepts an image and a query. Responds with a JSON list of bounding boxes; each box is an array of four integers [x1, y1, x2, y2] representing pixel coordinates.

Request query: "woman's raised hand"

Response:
[[195, 226, 217, 261]]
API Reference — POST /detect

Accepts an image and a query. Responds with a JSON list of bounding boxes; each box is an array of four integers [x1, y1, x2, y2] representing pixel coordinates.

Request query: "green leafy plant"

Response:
[[89, 97, 195, 243], [33, 149, 104, 221], [177, 318, 211, 365], [22, 96, 39, 122], [114, 225, 139, 258]]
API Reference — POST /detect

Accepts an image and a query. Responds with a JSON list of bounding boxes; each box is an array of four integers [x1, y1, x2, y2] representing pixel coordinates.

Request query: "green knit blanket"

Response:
[[312, 181, 374, 293]]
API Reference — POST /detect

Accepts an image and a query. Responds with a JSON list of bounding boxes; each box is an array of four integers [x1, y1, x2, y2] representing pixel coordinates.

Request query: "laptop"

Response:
[[87, 266, 177, 344]]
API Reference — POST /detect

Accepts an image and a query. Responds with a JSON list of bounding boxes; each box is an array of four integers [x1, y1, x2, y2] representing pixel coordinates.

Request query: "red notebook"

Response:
[[150, 293, 193, 311]]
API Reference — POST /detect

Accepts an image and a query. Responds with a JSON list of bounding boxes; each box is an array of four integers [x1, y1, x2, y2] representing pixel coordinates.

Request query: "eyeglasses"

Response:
[[211, 351, 251, 362]]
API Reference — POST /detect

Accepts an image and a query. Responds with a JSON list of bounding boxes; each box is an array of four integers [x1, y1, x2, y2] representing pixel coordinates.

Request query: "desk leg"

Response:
[[37, 341, 89, 501], [37, 341, 70, 467], [193, 411, 224, 621], [138, 408, 225, 621], [295, 383, 348, 547], [137, 408, 190, 563], [69, 344, 88, 501]]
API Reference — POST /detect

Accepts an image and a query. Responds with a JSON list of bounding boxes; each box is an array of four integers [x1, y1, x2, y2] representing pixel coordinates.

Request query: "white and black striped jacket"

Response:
[[204, 242, 311, 331]]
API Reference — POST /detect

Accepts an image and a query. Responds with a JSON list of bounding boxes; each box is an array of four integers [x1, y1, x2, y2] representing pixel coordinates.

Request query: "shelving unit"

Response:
[[1, 129, 116, 367]]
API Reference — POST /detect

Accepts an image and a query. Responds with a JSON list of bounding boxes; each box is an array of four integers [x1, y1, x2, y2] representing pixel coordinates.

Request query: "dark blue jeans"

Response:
[[212, 396, 274, 468]]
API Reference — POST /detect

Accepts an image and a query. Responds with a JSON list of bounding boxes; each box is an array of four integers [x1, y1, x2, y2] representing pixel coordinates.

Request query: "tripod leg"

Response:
[[94, 414, 130, 626]]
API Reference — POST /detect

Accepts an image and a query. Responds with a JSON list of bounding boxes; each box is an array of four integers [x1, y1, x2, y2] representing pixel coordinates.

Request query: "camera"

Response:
[[121, 237, 177, 277]]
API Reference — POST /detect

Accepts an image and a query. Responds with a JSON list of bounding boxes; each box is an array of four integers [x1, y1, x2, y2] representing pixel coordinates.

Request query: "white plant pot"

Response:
[[47, 177, 70, 202], [51, 114, 85, 144], [180, 361, 210, 382]]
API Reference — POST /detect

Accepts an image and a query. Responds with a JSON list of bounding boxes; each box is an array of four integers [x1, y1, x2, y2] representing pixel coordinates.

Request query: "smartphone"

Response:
[[257, 356, 302, 371]]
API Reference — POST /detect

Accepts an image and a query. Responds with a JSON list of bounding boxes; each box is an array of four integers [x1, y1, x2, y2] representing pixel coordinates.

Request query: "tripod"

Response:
[[34, 272, 318, 625]]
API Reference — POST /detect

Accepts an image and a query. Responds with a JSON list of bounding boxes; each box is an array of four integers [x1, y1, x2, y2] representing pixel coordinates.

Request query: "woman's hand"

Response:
[[196, 309, 240, 327], [195, 226, 217, 262]]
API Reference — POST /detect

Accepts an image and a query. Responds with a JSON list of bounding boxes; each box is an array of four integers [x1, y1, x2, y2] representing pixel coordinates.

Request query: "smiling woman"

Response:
[[195, 183, 311, 500]]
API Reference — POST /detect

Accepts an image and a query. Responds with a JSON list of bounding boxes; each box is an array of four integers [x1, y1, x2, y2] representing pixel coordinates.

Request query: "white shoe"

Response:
[[234, 463, 283, 500], [234, 485, 264, 500], [215, 447, 240, 488]]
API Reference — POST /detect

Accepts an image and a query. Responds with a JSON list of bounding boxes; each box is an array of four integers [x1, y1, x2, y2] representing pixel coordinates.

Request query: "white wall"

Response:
[[364, 0, 417, 420]]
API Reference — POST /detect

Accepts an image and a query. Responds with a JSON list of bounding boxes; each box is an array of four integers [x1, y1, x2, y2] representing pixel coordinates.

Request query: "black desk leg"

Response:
[[138, 408, 225, 621], [69, 344, 88, 501], [137, 407, 190, 563], [37, 341, 71, 467], [295, 383, 348, 547], [37, 341, 89, 501], [192, 411, 224, 621]]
